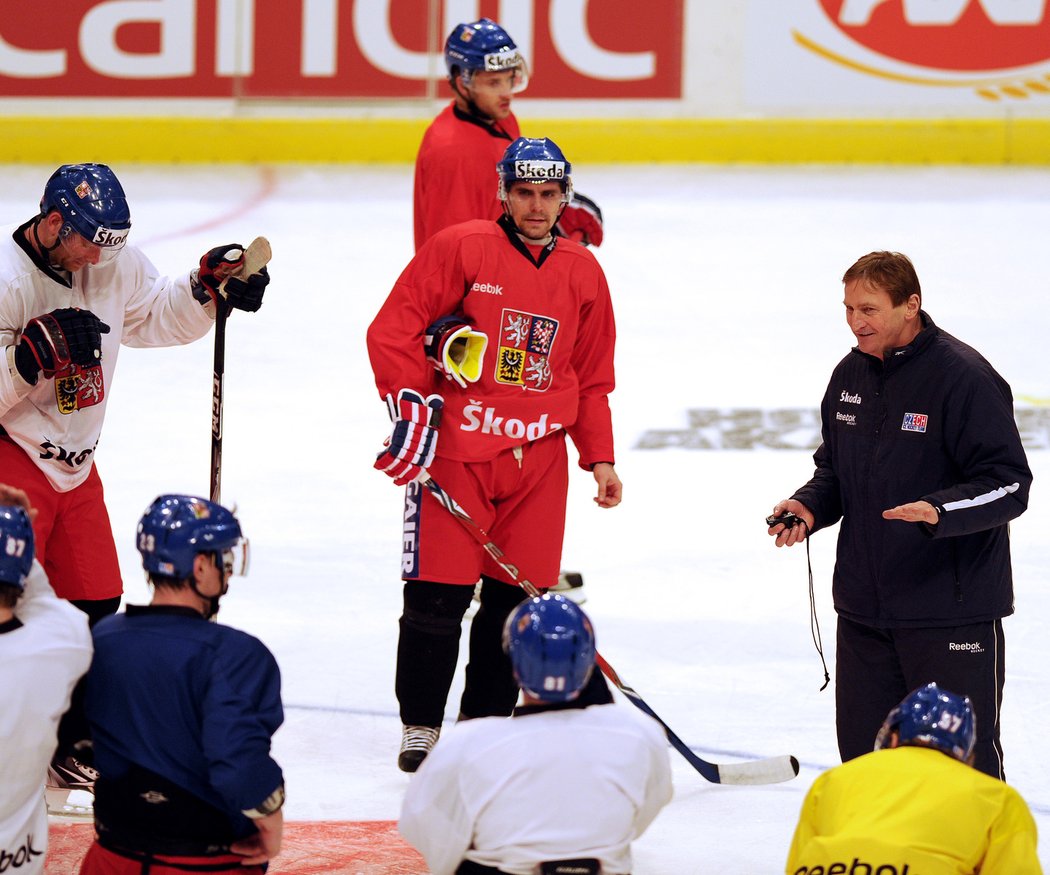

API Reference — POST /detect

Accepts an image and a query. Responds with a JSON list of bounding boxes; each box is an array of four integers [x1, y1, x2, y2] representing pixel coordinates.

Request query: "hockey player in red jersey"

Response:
[[369, 136, 620, 771], [414, 18, 604, 253], [413, 18, 524, 252]]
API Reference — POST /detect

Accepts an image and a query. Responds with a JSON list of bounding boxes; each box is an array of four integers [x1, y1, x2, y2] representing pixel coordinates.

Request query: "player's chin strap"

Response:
[[189, 553, 228, 620], [802, 524, 830, 691]]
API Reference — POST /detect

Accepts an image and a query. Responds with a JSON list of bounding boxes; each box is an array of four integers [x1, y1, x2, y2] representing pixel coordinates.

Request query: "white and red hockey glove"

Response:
[[374, 388, 443, 486], [424, 316, 488, 389], [555, 191, 604, 247]]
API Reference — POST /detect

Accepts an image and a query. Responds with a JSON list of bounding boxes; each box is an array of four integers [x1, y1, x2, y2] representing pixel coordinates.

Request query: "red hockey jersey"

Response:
[[368, 218, 616, 469], [413, 103, 520, 252]]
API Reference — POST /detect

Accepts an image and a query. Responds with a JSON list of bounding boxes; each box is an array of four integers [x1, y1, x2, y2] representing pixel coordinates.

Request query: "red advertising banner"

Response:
[[0, 0, 683, 99], [817, 0, 1050, 72]]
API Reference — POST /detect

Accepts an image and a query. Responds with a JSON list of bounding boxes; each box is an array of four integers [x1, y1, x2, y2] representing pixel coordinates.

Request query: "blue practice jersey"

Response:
[[86, 605, 283, 838]]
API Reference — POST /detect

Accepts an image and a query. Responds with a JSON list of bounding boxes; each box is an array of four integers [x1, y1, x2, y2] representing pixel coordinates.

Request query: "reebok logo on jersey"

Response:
[[949, 641, 985, 653], [792, 860, 912, 874], [835, 412, 856, 425], [471, 281, 503, 295], [0, 834, 43, 870], [839, 390, 862, 404], [901, 412, 928, 433]]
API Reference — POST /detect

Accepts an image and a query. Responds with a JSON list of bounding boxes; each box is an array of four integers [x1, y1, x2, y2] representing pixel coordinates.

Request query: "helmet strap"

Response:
[[189, 552, 228, 619], [30, 214, 62, 257]]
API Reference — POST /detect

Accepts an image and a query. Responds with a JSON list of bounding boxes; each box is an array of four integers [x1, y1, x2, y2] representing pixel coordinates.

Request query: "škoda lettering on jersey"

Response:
[[459, 404, 562, 440]]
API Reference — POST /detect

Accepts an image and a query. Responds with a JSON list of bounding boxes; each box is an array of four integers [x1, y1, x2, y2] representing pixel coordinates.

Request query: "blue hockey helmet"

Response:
[[137, 494, 247, 581], [497, 137, 573, 203], [503, 594, 595, 702], [0, 504, 34, 590], [41, 163, 131, 250], [874, 682, 976, 763], [444, 18, 528, 93]]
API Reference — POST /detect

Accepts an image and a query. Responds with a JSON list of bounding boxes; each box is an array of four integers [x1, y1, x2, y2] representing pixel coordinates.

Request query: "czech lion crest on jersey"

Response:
[[495, 308, 558, 391], [55, 363, 105, 414]]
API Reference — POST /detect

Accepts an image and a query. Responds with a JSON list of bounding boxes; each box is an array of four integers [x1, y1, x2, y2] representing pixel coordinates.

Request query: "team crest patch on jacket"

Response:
[[901, 412, 928, 433], [55, 364, 105, 414], [495, 309, 558, 391]]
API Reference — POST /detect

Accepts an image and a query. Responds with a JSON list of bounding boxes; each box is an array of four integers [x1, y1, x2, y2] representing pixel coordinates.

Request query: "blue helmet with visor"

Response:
[[137, 494, 248, 582], [41, 163, 131, 252], [444, 18, 528, 93], [497, 137, 573, 203]]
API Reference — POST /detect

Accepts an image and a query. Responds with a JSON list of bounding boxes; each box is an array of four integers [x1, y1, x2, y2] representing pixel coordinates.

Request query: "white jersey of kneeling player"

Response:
[[0, 561, 92, 874], [399, 702, 673, 875]]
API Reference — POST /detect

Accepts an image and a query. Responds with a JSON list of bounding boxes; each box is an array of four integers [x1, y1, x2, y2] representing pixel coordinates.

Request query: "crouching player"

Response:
[[0, 484, 92, 872], [79, 495, 284, 874], [399, 594, 672, 875], [786, 683, 1041, 874]]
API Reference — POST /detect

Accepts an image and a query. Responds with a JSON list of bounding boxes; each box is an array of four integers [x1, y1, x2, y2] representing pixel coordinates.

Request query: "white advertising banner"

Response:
[[744, 0, 1050, 114]]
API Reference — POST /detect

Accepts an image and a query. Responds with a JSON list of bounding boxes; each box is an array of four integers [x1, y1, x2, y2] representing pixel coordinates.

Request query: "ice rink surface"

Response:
[[4, 161, 1048, 873]]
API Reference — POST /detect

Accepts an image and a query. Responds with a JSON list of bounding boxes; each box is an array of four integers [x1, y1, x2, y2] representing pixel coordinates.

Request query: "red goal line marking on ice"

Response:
[[47, 820, 426, 875], [137, 165, 279, 248]]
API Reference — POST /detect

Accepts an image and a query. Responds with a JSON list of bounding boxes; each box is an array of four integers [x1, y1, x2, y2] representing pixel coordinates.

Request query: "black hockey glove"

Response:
[[197, 244, 245, 304], [14, 308, 111, 383], [223, 267, 269, 313], [196, 244, 269, 313]]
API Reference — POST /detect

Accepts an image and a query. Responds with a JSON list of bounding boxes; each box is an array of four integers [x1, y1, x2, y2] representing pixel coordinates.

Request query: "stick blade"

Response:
[[240, 235, 272, 275], [716, 755, 800, 786]]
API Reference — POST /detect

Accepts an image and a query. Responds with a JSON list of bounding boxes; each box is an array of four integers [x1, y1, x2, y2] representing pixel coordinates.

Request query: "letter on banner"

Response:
[[81, 0, 195, 78], [549, 0, 654, 79], [0, 34, 66, 77]]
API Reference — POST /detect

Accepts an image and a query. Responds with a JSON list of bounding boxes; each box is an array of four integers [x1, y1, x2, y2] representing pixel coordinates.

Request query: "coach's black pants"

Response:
[[835, 615, 1006, 779]]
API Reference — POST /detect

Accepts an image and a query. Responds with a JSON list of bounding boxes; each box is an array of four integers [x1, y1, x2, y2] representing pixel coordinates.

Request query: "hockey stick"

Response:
[[210, 237, 271, 503], [420, 475, 800, 786]]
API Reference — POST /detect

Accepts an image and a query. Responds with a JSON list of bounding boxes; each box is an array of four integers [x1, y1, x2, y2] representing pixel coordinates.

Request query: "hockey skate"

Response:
[[549, 571, 586, 604], [398, 725, 441, 773], [46, 744, 97, 818]]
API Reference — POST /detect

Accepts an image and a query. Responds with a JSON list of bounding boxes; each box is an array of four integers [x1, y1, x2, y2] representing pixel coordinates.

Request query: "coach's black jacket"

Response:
[[793, 312, 1032, 629]]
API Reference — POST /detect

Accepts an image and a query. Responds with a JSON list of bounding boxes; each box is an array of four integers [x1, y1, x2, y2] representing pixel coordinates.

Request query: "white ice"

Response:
[[4, 162, 1048, 873]]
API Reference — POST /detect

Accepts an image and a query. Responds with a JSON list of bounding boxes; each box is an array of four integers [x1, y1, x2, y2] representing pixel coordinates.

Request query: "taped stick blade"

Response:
[[218, 236, 272, 295]]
